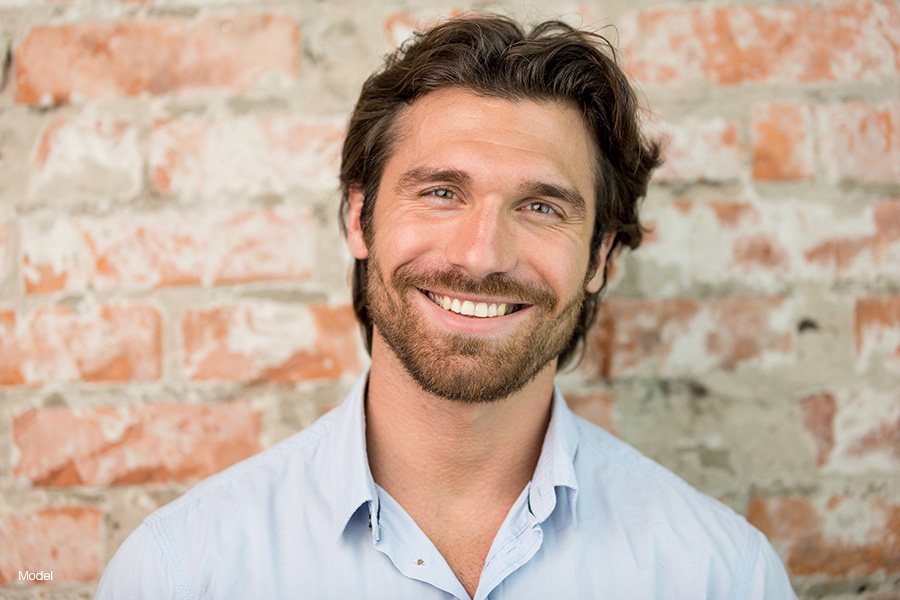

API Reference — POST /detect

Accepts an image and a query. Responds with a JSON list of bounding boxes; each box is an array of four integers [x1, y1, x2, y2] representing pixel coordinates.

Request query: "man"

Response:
[[97, 14, 797, 599]]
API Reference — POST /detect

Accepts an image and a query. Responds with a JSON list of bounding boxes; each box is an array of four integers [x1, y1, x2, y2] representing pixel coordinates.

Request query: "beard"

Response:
[[364, 252, 586, 403]]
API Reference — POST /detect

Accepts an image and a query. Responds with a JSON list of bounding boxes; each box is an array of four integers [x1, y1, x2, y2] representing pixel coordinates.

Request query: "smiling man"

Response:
[[96, 14, 797, 600], [352, 88, 602, 405]]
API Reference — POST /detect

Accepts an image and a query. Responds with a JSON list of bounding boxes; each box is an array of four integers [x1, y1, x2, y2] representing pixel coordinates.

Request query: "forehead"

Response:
[[386, 88, 598, 203]]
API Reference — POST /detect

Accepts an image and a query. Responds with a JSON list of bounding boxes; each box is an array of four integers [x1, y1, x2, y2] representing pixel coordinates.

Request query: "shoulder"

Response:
[[568, 414, 796, 597], [96, 407, 344, 598], [571, 415, 770, 566], [153, 405, 338, 522], [573, 413, 741, 524], [95, 522, 177, 600]]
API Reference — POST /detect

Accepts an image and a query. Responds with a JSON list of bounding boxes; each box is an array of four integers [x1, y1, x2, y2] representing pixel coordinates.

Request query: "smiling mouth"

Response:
[[424, 290, 524, 318]]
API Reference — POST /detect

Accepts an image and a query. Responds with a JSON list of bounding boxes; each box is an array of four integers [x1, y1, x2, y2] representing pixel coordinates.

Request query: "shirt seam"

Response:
[[730, 527, 762, 600], [145, 516, 191, 600]]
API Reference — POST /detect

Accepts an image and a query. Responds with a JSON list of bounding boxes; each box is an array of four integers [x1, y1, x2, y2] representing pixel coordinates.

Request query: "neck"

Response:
[[364, 334, 555, 507]]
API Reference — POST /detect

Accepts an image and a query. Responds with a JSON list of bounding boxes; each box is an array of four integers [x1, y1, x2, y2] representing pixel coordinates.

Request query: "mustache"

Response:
[[392, 264, 558, 309]]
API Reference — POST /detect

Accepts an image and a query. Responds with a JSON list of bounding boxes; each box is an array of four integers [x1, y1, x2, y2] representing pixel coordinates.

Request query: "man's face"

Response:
[[347, 88, 609, 402]]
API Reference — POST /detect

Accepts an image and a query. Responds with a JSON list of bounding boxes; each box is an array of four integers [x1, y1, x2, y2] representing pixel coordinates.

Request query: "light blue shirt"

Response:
[[96, 370, 797, 599]]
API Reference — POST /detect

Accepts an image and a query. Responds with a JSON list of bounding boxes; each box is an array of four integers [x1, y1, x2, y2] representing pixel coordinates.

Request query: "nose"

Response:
[[443, 203, 517, 279]]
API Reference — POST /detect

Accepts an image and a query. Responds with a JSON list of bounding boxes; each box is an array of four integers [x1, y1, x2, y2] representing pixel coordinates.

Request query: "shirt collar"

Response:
[[331, 367, 380, 542], [527, 385, 581, 526], [330, 370, 583, 540]]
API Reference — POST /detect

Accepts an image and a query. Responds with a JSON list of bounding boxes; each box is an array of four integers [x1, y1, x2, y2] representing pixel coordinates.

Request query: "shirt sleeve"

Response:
[[743, 530, 798, 600], [94, 523, 178, 600]]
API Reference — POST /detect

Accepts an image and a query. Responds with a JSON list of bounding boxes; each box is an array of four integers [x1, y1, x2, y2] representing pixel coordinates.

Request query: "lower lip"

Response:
[[415, 290, 530, 335]]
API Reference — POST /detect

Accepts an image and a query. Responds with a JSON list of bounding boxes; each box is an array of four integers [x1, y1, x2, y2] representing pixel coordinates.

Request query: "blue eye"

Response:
[[527, 202, 555, 215], [431, 188, 457, 200]]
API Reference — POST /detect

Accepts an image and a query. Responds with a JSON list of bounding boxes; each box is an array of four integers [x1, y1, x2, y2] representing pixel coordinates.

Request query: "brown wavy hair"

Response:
[[339, 13, 661, 370]]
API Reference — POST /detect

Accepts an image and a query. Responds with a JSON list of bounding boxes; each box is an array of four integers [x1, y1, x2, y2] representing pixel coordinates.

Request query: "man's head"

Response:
[[340, 13, 660, 384]]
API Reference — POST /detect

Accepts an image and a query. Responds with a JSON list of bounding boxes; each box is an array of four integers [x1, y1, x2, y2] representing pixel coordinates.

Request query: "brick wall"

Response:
[[0, 0, 897, 597]]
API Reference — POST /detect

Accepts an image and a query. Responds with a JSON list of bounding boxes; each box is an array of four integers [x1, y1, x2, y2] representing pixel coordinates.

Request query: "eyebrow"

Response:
[[395, 168, 471, 194]]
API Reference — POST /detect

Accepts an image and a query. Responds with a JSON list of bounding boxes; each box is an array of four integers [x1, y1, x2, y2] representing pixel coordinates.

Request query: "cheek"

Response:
[[531, 222, 593, 266], [372, 215, 440, 267], [525, 243, 588, 296]]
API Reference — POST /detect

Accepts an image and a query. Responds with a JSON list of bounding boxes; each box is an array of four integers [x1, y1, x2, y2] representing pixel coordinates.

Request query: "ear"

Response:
[[585, 233, 615, 294], [346, 186, 369, 260]]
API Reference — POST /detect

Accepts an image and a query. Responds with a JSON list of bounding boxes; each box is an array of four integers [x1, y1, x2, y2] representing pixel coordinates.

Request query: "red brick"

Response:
[[800, 389, 900, 472], [650, 117, 742, 183], [0, 311, 25, 386], [585, 297, 793, 378], [29, 114, 141, 202], [182, 303, 362, 382], [12, 403, 261, 486], [21, 208, 315, 294], [638, 201, 791, 290], [0, 506, 102, 583], [625, 2, 900, 85], [856, 296, 900, 369], [748, 495, 900, 576], [0, 305, 160, 387], [150, 114, 344, 198], [804, 200, 900, 277], [752, 103, 815, 181], [818, 100, 900, 183], [14, 15, 299, 105], [798, 393, 837, 468], [639, 198, 900, 291], [566, 392, 617, 436]]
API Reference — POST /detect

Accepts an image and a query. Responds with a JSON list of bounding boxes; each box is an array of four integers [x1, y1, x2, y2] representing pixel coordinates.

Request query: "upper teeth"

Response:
[[426, 292, 514, 318]]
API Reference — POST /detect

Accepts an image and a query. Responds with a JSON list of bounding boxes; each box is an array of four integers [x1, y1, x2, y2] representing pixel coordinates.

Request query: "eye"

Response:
[[524, 201, 558, 216], [428, 188, 458, 201]]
